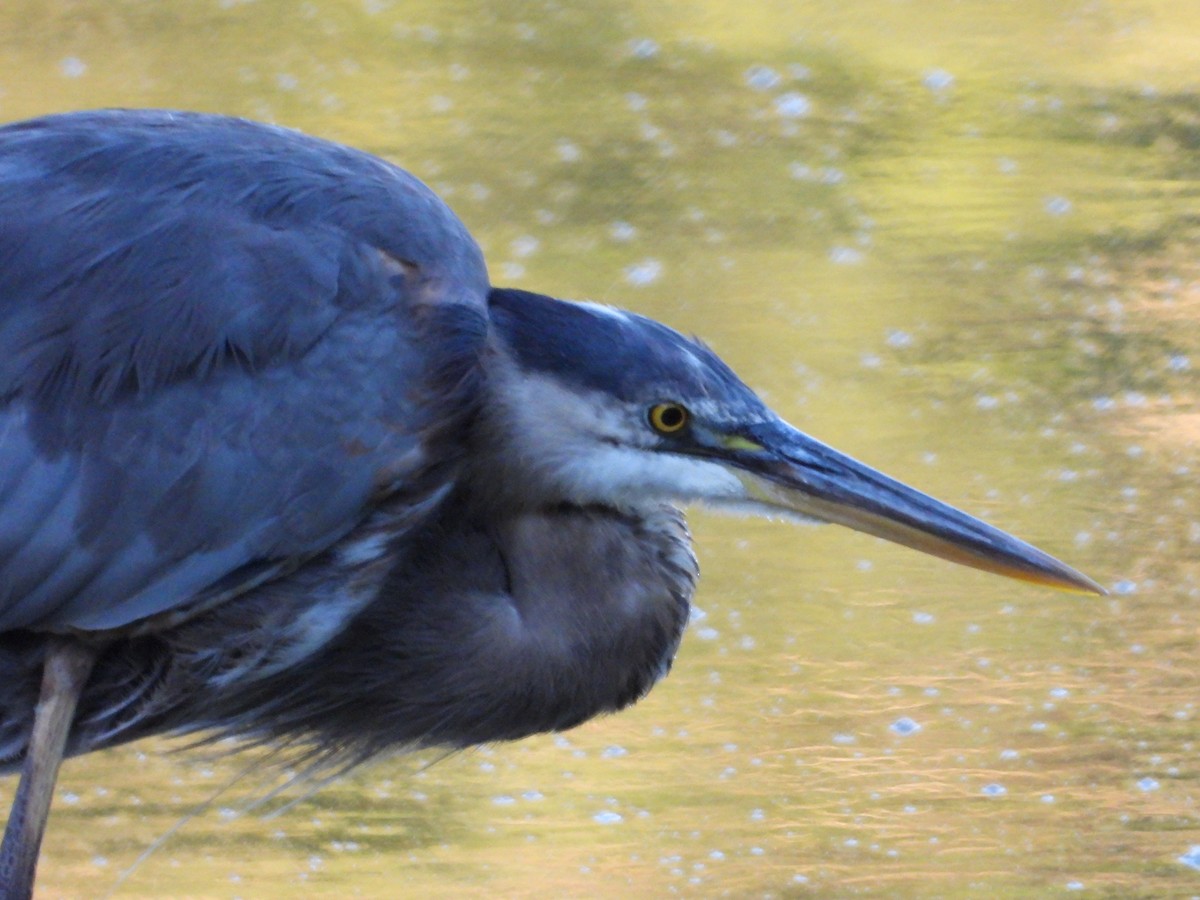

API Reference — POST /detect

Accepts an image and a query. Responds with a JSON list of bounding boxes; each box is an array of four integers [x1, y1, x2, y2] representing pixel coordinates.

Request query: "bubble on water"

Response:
[[1113, 580, 1137, 595], [1000, 749, 1019, 761], [610, 221, 638, 242], [923, 69, 954, 92], [829, 246, 863, 265], [1044, 196, 1073, 216], [627, 38, 659, 59], [492, 795, 516, 805], [696, 627, 719, 641], [1137, 777, 1160, 792], [511, 235, 539, 257], [832, 732, 857, 745], [886, 330, 913, 348], [594, 811, 624, 824], [59, 57, 87, 78], [602, 745, 628, 759], [624, 259, 662, 285], [1178, 846, 1200, 870], [1168, 354, 1191, 372], [981, 783, 1007, 797], [1049, 688, 1070, 699], [1041, 794, 1056, 804], [890, 717, 922, 736], [775, 92, 812, 118], [1066, 881, 1084, 891], [556, 140, 581, 162], [787, 162, 813, 180], [744, 65, 781, 90], [913, 611, 935, 625]]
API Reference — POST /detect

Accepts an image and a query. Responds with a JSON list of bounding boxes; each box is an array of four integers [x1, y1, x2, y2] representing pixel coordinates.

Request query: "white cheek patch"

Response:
[[486, 370, 751, 508], [551, 444, 746, 507]]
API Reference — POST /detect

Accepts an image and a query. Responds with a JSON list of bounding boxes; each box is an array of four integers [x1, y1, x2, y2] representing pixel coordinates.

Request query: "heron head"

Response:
[[485, 289, 1103, 595]]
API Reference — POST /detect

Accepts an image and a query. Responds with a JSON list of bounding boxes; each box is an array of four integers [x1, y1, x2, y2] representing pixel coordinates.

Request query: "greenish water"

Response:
[[2, 1, 1199, 897]]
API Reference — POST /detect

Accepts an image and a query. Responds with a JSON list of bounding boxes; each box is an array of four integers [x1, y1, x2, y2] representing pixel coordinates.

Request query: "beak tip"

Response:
[[1045, 568, 1107, 597]]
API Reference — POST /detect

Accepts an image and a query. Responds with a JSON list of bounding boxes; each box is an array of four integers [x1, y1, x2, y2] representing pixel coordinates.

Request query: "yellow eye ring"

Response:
[[648, 403, 689, 434]]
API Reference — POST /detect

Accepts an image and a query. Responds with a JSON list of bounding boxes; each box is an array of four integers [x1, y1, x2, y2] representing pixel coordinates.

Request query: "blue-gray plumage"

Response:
[[0, 109, 1103, 895], [0, 111, 487, 634]]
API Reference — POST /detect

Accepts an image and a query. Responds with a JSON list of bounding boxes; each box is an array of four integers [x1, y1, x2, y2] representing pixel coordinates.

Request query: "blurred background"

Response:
[[1, 1, 1198, 896]]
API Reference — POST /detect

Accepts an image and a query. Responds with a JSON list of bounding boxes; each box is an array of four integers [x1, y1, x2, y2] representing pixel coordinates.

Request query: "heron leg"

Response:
[[0, 637, 96, 899]]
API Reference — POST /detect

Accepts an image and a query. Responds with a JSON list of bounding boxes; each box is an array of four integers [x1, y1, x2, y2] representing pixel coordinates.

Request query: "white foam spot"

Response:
[[775, 92, 811, 118], [627, 38, 659, 59], [59, 57, 87, 78], [923, 69, 955, 92], [745, 65, 781, 90], [624, 259, 663, 285]]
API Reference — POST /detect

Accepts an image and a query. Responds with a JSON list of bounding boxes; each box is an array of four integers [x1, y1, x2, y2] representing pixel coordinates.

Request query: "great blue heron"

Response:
[[0, 109, 1103, 896]]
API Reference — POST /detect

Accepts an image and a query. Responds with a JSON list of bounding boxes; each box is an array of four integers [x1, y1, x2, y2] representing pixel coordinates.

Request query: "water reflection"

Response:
[[2, 0, 1199, 896]]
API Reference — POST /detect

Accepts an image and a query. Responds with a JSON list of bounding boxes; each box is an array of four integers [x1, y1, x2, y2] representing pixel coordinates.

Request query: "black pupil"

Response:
[[658, 406, 684, 429]]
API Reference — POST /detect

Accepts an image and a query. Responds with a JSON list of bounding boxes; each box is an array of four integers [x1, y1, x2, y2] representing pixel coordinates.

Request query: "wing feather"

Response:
[[0, 110, 489, 632]]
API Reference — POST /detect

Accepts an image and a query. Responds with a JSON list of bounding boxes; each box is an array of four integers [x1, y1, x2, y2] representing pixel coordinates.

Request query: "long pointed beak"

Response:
[[724, 420, 1105, 595]]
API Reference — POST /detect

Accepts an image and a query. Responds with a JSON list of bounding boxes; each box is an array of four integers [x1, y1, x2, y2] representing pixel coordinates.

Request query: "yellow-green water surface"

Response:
[[1, 1, 1199, 897]]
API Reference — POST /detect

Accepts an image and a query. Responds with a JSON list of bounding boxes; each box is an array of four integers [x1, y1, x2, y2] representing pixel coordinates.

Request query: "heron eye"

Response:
[[648, 403, 689, 434]]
